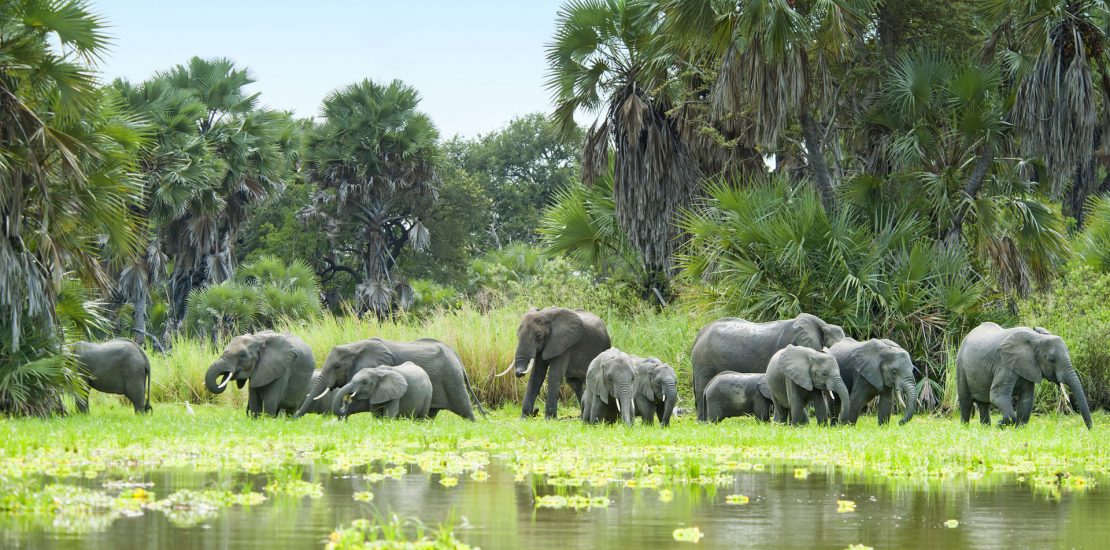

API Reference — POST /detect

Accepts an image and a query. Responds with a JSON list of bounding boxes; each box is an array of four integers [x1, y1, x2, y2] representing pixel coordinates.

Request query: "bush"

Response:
[[1022, 263, 1110, 411], [1077, 194, 1110, 272], [679, 179, 1007, 407]]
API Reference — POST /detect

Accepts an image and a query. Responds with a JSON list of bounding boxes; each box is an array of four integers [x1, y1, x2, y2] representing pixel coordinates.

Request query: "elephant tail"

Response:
[[463, 370, 487, 418], [144, 359, 153, 414]]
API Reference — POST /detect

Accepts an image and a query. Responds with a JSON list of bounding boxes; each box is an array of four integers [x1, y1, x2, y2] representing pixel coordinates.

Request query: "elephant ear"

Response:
[[784, 350, 815, 391], [587, 354, 609, 404], [252, 334, 295, 388], [757, 376, 773, 401], [791, 315, 823, 350], [853, 342, 885, 390], [542, 308, 584, 361], [371, 370, 409, 404], [355, 339, 397, 372], [634, 366, 655, 402], [999, 330, 1042, 383]]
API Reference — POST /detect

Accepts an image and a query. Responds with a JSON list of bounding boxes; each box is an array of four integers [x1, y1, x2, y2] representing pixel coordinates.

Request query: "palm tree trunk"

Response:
[[132, 290, 148, 346], [799, 111, 837, 215], [943, 143, 994, 244]]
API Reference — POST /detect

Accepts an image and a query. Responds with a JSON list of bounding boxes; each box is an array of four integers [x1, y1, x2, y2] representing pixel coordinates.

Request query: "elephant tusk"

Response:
[[662, 393, 665, 403], [495, 362, 515, 377], [217, 371, 235, 390], [897, 391, 906, 408], [521, 358, 534, 376], [313, 387, 331, 400], [615, 398, 621, 413]]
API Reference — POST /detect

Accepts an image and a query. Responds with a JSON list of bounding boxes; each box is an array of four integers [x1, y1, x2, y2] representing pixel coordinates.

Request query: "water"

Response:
[[3, 461, 1106, 549]]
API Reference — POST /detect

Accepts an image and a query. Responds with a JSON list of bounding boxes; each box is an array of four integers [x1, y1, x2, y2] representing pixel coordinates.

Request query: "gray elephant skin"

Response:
[[297, 371, 338, 415], [295, 337, 480, 420], [581, 348, 636, 426], [205, 331, 314, 417], [498, 307, 611, 419], [703, 372, 772, 423], [765, 345, 850, 425], [690, 314, 845, 421], [828, 338, 918, 425], [632, 357, 678, 426], [73, 339, 152, 413], [957, 323, 1092, 429], [333, 362, 433, 420]]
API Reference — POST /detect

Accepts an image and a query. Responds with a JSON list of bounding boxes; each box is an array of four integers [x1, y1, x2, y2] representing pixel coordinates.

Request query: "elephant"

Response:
[[581, 348, 636, 426], [702, 372, 773, 423], [827, 338, 918, 425], [295, 337, 481, 420], [631, 357, 678, 426], [73, 339, 152, 414], [765, 345, 850, 425], [956, 323, 1092, 429], [332, 362, 433, 420], [496, 307, 611, 419], [205, 331, 314, 417], [690, 314, 846, 421]]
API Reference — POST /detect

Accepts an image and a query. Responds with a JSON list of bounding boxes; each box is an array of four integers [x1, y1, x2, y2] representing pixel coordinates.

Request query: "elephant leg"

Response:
[[656, 403, 666, 425], [989, 376, 1018, 426], [520, 362, 548, 418], [773, 402, 788, 423], [428, 408, 441, 419], [567, 378, 584, 406], [125, 377, 146, 414], [876, 393, 893, 426], [382, 400, 401, 419], [1015, 382, 1035, 425], [812, 393, 829, 425], [846, 389, 869, 426], [785, 382, 808, 426], [247, 389, 262, 418], [957, 370, 973, 424], [693, 372, 707, 422], [543, 357, 569, 419], [754, 400, 770, 422], [976, 402, 991, 425]]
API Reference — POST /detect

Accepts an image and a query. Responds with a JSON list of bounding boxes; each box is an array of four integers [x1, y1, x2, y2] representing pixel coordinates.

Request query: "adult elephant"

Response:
[[73, 339, 151, 414], [495, 307, 611, 419], [690, 314, 845, 421], [957, 323, 1092, 429], [765, 345, 850, 425], [828, 338, 918, 425], [205, 331, 314, 417], [294, 338, 481, 420]]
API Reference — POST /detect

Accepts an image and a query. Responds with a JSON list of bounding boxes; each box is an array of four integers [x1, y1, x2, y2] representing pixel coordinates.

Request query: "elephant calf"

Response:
[[631, 357, 678, 426], [333, 362, 433, 420], [765, 345, 850, 426], [957, 323, 1092, 429], [582, 348, 636, 426], [73, 339, 152, 414], [703, 372, 772, 423], [827, 338, 918, 425]]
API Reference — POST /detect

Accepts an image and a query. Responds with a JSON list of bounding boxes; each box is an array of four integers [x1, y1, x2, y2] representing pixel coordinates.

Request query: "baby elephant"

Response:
[[333, 362, 433, 420], [957, 323, 1092, 429], [703, 372, 773, 423], [582, 348, 637, 425], [766, 345, 849, 425], [631, 357, 678, 426], [73, 339, 152, 414], [828, 338, 918, 425]]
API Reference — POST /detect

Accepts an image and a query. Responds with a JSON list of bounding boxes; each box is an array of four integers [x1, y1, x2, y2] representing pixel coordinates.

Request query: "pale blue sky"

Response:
[[93, 0, 565, 137]]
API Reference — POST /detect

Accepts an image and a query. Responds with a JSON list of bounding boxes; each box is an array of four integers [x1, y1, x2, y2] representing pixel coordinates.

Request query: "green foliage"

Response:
[[182, 258, 322, 342], [680, 178, 1006, 403], [1022, 263, 1110, 410], [1076, 194, 1110, 272]]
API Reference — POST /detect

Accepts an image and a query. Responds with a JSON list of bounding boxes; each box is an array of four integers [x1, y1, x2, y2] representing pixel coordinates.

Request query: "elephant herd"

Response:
[[70, 307, 1093, 430]]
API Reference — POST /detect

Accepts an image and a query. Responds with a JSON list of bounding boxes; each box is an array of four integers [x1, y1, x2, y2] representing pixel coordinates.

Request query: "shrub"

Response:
[[1022, 263, 1110, 410], [679, 179, 1007, 407], [1077, 194, 1110, 272]]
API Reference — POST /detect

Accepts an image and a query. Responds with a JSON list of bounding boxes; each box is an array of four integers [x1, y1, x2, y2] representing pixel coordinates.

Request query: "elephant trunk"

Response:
[[332, 384, 356, 417], [661, 381, 677, 427], [205, 361, 231, 395], [1062, 367, 1093, 430], [512, 347, 535, 378], [618, 387, 634, 426], [834, 379, 851, 424], [898, 376, 918, 425], [295, 370, 332, 418]]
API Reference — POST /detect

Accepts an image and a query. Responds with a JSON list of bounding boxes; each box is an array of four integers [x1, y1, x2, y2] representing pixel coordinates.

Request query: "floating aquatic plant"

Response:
[[673, 526, 704, 543]]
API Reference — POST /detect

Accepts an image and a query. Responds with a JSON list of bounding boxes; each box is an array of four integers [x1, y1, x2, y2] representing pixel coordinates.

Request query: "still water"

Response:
[[3, 461, 1105, 549]]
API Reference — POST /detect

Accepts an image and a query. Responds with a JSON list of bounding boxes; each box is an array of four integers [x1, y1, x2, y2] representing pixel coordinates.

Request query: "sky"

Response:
[[93, 0, 566, 138]]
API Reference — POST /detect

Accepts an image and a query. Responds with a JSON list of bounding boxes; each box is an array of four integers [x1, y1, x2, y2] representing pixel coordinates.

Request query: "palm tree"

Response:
[[302, 79, 440, 315], [0, 0, 145, 414], [546, 0, 703, 296], [661, 0, 878, 214]]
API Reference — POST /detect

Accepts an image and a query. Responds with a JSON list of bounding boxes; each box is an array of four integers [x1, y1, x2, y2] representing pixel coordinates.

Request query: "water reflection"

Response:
[[2, 461, 1105, 549]]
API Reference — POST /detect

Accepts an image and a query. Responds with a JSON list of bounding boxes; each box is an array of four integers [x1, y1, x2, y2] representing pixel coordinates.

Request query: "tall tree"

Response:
[[547, 0, 703, 297], [302, 79, 440, 315], [0, 0, 145, 414]]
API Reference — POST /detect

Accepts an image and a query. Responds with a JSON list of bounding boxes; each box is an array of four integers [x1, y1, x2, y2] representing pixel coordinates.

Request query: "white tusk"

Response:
[[522, 358, 534, 376], [662, 393, 666, 403], [217, 371, 235, 389], [495, 362, 515, 377], [313, 387, 331, 400], [616, 398, 621, 413]]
